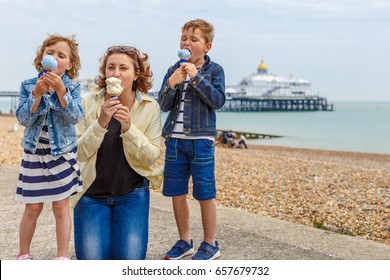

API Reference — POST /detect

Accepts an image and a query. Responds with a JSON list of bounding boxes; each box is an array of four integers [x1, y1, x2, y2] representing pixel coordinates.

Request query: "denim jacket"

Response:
[[158, 55, 225, 139], [16, 74, 83, 156]]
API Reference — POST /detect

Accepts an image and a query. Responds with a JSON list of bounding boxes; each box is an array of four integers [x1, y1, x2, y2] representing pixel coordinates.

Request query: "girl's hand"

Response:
[[113, 105, 131, 132], [42, 72, 67, 96], [33, 77, 50, 97], [98, 97, 121, 128], [31, 77, 49, 113]]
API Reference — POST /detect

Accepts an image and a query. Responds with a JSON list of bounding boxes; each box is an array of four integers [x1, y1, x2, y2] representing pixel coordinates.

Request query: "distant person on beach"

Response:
[[214, 130, 224, 145], [158, 19, 225, 260], [15, 34, 83, 260], [224, 130, 235, 147], [236, 133, 248, 149], [72, 45, 162, 260]]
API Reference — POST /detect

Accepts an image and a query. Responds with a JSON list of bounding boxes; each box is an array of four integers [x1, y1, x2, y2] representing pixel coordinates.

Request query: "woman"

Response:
[[72, 46, 162, 260]]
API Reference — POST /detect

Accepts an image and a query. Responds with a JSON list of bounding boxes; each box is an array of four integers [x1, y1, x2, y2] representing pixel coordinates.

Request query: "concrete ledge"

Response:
[[1, 166, 389, 260], [150, 192, 390, 260]]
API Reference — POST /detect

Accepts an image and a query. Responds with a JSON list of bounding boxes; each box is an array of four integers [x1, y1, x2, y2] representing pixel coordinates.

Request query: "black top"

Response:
[[85, 119, 144, 198]]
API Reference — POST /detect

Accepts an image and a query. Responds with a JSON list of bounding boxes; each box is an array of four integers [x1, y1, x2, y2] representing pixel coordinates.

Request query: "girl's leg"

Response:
[[112, 183, 150, 260], [18, 203, 44, 255], [52, 197, 71, 258], [73, 196, 111, 260]]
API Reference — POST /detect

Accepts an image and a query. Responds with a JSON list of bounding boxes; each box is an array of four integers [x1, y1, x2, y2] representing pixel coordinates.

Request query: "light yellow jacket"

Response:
[[70, 89, 163, 207]]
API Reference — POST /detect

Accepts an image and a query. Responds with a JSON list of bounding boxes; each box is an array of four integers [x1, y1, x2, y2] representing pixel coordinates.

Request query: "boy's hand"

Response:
[[168, 64, 187, 88], [182, 63, 198, 80]]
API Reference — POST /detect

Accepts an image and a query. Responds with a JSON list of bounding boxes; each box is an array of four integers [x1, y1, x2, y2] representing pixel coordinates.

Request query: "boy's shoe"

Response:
[[165, 239, 194, 260], [191, 241, 220, 260], [16, 253, 33, 260]]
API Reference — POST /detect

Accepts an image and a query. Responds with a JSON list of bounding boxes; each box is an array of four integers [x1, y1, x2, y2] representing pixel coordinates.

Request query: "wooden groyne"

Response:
[[217, 129, 282, 139]]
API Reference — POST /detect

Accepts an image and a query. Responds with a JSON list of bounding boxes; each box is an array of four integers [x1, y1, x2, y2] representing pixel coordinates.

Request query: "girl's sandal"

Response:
[[16, 253, 33, 260], [54, 255, 71, 260]]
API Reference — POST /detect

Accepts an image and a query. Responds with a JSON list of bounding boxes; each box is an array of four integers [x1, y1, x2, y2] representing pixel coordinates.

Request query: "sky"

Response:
[[0, 0, 389, 101]]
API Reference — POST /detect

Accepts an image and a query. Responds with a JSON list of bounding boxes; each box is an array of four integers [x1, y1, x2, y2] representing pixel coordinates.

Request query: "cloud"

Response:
[[1, 0, 389, 100]]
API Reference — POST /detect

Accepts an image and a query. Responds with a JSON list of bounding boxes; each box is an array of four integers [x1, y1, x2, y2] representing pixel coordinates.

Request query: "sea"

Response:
[[1, 97, 389, 154]]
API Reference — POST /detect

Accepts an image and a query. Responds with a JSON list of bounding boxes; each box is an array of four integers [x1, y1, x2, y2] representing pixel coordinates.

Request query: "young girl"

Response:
[[15, 34, 83, 260]]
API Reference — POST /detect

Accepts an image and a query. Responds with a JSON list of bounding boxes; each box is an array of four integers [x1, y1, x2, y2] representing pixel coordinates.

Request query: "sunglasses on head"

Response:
[[107, 46, 138, 53]]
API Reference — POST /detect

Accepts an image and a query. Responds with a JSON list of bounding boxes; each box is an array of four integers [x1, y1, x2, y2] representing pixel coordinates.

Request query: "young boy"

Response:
[[158, 19, 226, 260]]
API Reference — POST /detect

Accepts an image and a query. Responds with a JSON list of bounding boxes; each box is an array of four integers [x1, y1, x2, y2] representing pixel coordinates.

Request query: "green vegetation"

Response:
[[310, 215, 373, 238]]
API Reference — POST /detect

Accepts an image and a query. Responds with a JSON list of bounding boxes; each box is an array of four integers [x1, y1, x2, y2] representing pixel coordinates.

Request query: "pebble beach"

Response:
[[1, 115, 389, 245]]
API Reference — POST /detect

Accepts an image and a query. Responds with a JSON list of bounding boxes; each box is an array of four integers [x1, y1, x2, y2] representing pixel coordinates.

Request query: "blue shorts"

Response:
[[162, 138, 216, 201]]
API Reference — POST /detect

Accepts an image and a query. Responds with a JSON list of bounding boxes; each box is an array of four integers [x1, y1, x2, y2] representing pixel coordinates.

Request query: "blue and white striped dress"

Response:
[[16, 122, 82, 204]]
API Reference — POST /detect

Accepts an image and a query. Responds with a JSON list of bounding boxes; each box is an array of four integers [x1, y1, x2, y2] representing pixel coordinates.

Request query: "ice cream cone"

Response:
[[106, 77, 123, 96], [41, 55, 58, 72]]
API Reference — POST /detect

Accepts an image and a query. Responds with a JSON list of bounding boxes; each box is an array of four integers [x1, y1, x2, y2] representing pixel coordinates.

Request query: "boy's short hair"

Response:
[[182, 19, 214, 43]]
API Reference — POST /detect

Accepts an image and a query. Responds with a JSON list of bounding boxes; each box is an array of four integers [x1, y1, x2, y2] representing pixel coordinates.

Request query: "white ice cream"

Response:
[[106, 77, 123, 96]]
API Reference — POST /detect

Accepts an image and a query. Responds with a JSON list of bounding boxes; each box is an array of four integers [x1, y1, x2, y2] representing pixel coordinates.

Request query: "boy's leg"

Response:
[[18, 203, 44, 256], [192, 198, 220, 260], [172, 194, 191, 243], [199, 198, 217, 245], [190, 139, 220, 259], [191, 139, 217, 244], [163, 138, 191, 242], [52, 197, 71, 258], [165, 195, 194, 260], [163, 139, 195, 259]]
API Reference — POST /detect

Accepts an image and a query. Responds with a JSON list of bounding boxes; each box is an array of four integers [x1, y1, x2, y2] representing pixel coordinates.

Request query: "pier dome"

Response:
[[257, 59, 268, 73]]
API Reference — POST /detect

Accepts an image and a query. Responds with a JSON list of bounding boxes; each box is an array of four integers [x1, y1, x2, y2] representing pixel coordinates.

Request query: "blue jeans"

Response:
[[73, 182, 150, 260], [162, 138, 216, 200]]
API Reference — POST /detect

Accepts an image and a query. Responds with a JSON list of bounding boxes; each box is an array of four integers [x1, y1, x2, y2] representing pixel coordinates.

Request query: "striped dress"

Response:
[[16, 122, 82, 204]]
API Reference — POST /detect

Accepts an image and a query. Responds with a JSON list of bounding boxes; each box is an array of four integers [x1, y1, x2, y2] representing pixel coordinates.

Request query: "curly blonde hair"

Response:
[[33, 34, 81, 79], [95, 46, 153, 94]]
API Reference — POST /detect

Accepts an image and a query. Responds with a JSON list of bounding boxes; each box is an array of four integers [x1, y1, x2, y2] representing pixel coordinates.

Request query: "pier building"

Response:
[[223, 59, 333, 111]]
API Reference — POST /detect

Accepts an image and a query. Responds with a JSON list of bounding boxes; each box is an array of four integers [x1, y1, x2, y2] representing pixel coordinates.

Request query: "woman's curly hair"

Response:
[[95, 47, 153, 94]]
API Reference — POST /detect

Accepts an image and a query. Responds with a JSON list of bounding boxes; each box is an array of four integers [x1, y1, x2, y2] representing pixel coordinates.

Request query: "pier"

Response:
[[220, 96, 333, 112], [223, 59, 334, 112], [0, 91, 19, 114]]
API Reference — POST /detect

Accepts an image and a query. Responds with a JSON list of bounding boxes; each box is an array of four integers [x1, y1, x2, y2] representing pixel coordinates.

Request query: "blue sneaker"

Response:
[[191, 241, 220, 260], [165, 240, 194, 260]]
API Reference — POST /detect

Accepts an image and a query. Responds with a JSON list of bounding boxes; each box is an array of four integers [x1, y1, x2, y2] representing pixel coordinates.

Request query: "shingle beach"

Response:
[[1, 114, 389, 247]]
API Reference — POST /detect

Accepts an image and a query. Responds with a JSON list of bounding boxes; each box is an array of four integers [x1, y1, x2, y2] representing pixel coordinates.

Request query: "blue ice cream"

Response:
[[41, 55, 58, 73], [178, 49, 191, 63]]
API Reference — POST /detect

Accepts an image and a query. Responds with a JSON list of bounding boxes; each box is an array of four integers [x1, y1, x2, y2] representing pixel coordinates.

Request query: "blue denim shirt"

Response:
[[16, 74, 83, 156], [158, 55, 225, 139]]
